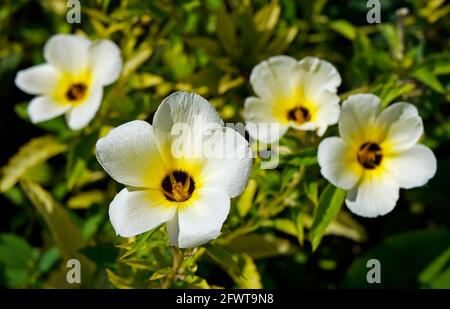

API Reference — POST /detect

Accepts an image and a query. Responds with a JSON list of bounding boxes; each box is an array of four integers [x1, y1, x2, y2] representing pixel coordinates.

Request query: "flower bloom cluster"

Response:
[[15, 34, 437, 247]]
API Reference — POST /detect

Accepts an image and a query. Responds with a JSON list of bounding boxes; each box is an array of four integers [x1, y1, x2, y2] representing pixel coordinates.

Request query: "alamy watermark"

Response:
[[169, 117, 280, 169], [67, 0, 81, 24], [366, 258, 381, 284], [367, 0, 381, 24]]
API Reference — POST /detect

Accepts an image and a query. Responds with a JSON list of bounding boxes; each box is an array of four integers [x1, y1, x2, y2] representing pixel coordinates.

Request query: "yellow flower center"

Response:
[[66, 83, 87, 102], [357, 142, 383, 169], [161, 170, 195, 202], [287, 106, 311, 124]]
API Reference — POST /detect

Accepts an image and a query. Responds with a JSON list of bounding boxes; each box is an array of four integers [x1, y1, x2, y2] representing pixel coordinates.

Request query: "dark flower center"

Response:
[[161, 170, 195, 202], [357, 142, 383, 169], [66, 83, 87, 101], [287, 106, 310, 124]]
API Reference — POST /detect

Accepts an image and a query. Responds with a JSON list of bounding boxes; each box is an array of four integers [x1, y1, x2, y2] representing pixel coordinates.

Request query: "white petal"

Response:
[[346, 172, 400, 218], [339, 94, 381, 144], [318, 137, 362, 190], [310, 90, 340, 136], [44, 34, 91, 73], [109, 188, 176, 238], [250, 55, 299, 100], [96, 120, 166, 188], [380, 103, 424, 152], [244, 97, 289, 143], [153, 91, 223, 157], [174, 187, 230, 248], [378, 102, 419, 128], [166, 213, 180, 247], [15, 64, 59, 95], [27, 96, 70, 124], [298, 56, 341, 94], [384, 144, 437, 189], [65, 86, 103, 130], [89, 40, 122, 86], [200, 127, 253, 198], [154, 91, 223, 132]]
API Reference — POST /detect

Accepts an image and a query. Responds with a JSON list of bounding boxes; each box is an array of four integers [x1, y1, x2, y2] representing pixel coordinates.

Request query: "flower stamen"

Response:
[[357, 142, 382, 169], [161, 170, 195, 202], [287, 106, 310, 124], [66, 83, 87, 101]]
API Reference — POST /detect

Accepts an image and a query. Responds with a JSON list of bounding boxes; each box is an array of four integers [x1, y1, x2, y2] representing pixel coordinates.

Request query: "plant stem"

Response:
[[161, 246, 184, 288]]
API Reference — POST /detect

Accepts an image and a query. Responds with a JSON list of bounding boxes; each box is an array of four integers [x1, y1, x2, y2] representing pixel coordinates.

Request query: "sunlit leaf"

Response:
[[310, 184, 346, 251], [0, 136, 67, 192], [236, 179, 257, 217]]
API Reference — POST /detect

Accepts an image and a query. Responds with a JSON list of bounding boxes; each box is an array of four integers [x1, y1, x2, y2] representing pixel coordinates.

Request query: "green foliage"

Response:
[[0, 0, 449, 288], [311, 184, 346, 251]]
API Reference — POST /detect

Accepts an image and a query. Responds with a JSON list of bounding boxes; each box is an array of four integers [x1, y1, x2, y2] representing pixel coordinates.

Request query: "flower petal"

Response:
[[345, 172, 400, 218], [89, 40, 122, 86], [15, 64, 59, 95], [152, 91, 224, 158], [298, 56, 341, 94], [200, 127, 253, 198], [109, 188, 176, 238], [244, 97, 289, 143], [27, 96, 70, 124], [308, 90, 340, 136], [380, 103, 424, 153], [44, 34, 91, 73], [318, 137, 362, 190], [172, 187, 230, 248], [339, 94, 381, 144], [153, 91, 223, 132], [65, 86, 103, 130], [384, 144, 437, 189], [96, 120, 166, 188], [249, 55, 298, 101]]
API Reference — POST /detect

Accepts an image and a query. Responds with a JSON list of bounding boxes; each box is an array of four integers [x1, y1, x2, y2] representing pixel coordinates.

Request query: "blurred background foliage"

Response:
[[0, 0, 449, 288]]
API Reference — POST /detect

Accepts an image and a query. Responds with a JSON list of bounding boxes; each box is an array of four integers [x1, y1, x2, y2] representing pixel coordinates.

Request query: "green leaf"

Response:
[[106, 269, 133, 289], [226, 234, 296, 259], [0, 136, 67, 192], [310, 184, 346, 251], [236, 179, 257, 217], [0, 234, 34, 269], [128, 73, 164, 90], [266, 26, 298, 54], [0, 234, 36, 287], [37, 247, 60, 274], [206, 244, 241, 277], [412, 67, 446, 93], [329, 20, 356, 40], [296, 213, 305, 246], [218, 73, 245, 94], [253, 0, 281, 48], [341, 229, 450, 288], [232, 253, 262, 289], [19, 180, 95, 277], [149, 267, 172, 281], [67, 190, 105, 209], [216, 6, 238, 57], [120, 227, 165, 260], [282, 147, 318, 166], [304, 180, 319, 206], [419, 247, 450, 288], [263, 218, 297, 237], [121, 45, 153, 79]]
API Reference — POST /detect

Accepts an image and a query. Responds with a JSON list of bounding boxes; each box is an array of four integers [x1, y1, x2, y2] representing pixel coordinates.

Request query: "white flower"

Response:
[[96, 91, 253, 248], [318, 94, 437, 218], [244, 56, 341, 143], [15, 34, 122, 130]]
